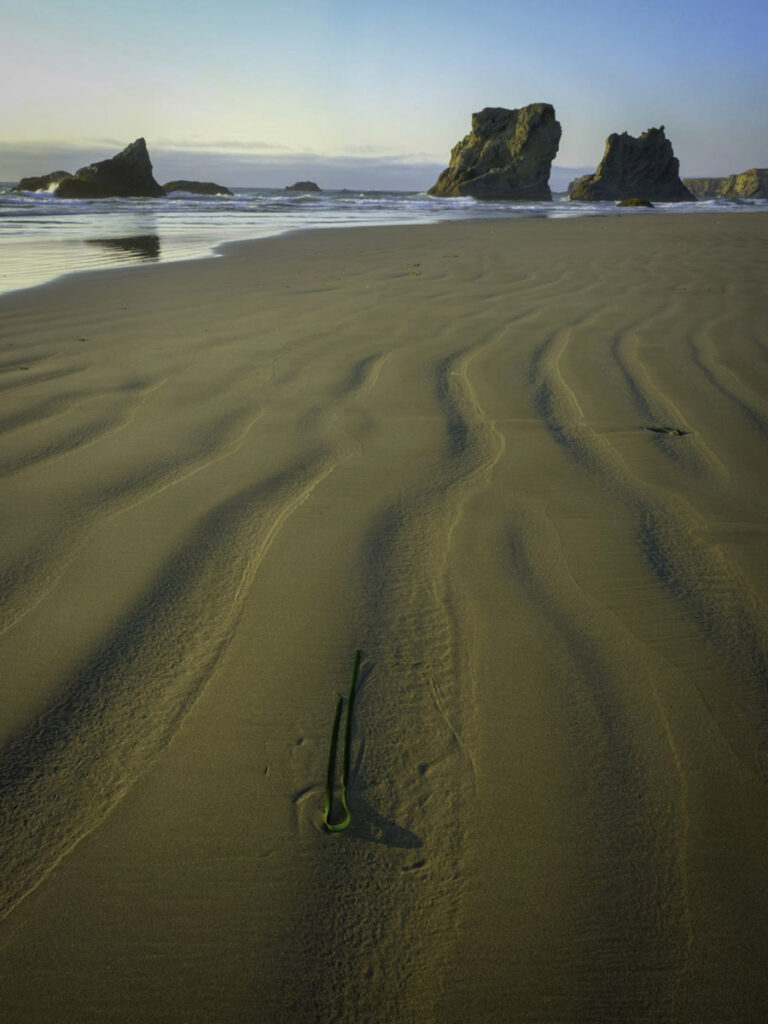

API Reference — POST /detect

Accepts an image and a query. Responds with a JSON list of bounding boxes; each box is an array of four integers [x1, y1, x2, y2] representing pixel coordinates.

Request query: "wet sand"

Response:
[[0, 213, 767, 1022]]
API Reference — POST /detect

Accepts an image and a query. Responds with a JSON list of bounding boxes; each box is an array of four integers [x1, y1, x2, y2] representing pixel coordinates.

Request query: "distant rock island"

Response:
[[163, 180, 234, 196], [570, 126, 694, 202], [683, 168, 768, 200], [285, 181, 321, 192], [428, 103, 561, 200]]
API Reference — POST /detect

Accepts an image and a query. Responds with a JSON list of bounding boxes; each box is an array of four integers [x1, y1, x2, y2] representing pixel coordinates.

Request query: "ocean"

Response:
[[0, 182, 764, 296]]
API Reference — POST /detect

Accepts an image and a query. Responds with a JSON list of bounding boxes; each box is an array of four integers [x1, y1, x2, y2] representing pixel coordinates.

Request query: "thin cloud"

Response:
[[342, 143, 389, 156], [335, 145, 446, 163], [153, 138, 293, 153], [0, 138, 126, 156]]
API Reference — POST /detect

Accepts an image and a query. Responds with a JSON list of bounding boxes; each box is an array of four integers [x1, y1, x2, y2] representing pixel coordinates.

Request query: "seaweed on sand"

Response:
[[323, 649, 362, 833]]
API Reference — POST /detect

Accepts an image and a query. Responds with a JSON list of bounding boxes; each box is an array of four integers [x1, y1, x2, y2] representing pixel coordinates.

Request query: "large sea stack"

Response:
[[55, 138, 165, 199], [428, 103, 562, 200], [570, 126, 694, 202], [683, 168, 768, 200]]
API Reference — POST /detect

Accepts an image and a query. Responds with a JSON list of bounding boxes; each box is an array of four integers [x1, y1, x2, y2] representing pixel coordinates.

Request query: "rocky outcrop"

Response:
[[428, 104, 561, 200], [285, 180, 321, 192], [12, 170, 71, 193], [683, 168, 768, 200], [570, 126, 694, 202], [681, 177, 724, 199], [567, 173, 592, 196], [163, 180, 233, 196], [719, 167, 768, 198], [54, 139, 165, 199], [617, 197, 654, 207]]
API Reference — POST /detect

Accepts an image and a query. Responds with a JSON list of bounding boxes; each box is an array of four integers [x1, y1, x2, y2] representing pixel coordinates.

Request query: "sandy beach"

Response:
[[1, 212, 767, 1022]]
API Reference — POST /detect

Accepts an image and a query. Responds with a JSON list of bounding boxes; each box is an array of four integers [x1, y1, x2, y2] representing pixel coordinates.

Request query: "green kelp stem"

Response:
[[323, 696, 346, 829], [323, 649, 362, 832]]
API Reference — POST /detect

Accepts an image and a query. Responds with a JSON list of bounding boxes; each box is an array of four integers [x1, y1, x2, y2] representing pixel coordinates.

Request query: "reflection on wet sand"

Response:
[[87, 235, 161, 261]]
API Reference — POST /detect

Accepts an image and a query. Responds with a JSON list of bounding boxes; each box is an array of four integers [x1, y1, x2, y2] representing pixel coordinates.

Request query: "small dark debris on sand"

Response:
[[645, 425, 689, 436]]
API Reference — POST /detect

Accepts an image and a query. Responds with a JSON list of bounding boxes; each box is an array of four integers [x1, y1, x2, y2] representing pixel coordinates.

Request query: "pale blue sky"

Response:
[[2, 0, 766, 187]]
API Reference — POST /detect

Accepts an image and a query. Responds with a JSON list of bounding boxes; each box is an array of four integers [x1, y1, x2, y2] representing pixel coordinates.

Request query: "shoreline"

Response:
[[2, 196, 766, 299], [1, 212, 767, 1022]]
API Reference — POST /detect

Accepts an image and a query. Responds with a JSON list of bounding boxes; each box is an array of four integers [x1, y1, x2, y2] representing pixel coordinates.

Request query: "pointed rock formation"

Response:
[[54, 139, 165, 199], [570, 126, 694, 202], [428, 103, 562, 200], [683, 168, 768, 200]]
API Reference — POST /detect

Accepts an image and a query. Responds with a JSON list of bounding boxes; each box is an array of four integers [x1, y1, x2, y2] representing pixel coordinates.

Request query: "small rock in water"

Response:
[[163, 180, 233, 196]]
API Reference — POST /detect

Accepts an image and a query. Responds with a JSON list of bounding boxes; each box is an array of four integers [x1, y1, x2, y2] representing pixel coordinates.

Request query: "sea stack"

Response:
[[54, 138, 165, 199], [570, 126, 694, 202], [428, 103, 562, 200]]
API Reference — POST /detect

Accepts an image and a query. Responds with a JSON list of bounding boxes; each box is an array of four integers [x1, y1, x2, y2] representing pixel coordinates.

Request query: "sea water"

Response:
[[0, 183, 764, 296]]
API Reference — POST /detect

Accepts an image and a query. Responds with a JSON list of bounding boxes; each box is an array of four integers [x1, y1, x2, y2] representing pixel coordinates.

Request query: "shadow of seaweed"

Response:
[[345, 795, 423, 849]]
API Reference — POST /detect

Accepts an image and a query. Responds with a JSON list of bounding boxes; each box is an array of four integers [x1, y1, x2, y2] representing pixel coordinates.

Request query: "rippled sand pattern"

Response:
[[0, 215, 767, 1022]]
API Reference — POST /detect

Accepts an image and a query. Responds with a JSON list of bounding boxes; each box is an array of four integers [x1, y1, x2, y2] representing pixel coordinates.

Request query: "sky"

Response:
[[2, 0, 766, 189]]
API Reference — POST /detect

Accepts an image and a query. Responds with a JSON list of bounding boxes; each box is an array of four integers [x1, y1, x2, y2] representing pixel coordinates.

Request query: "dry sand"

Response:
[[0, 213, 767, 1023]]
